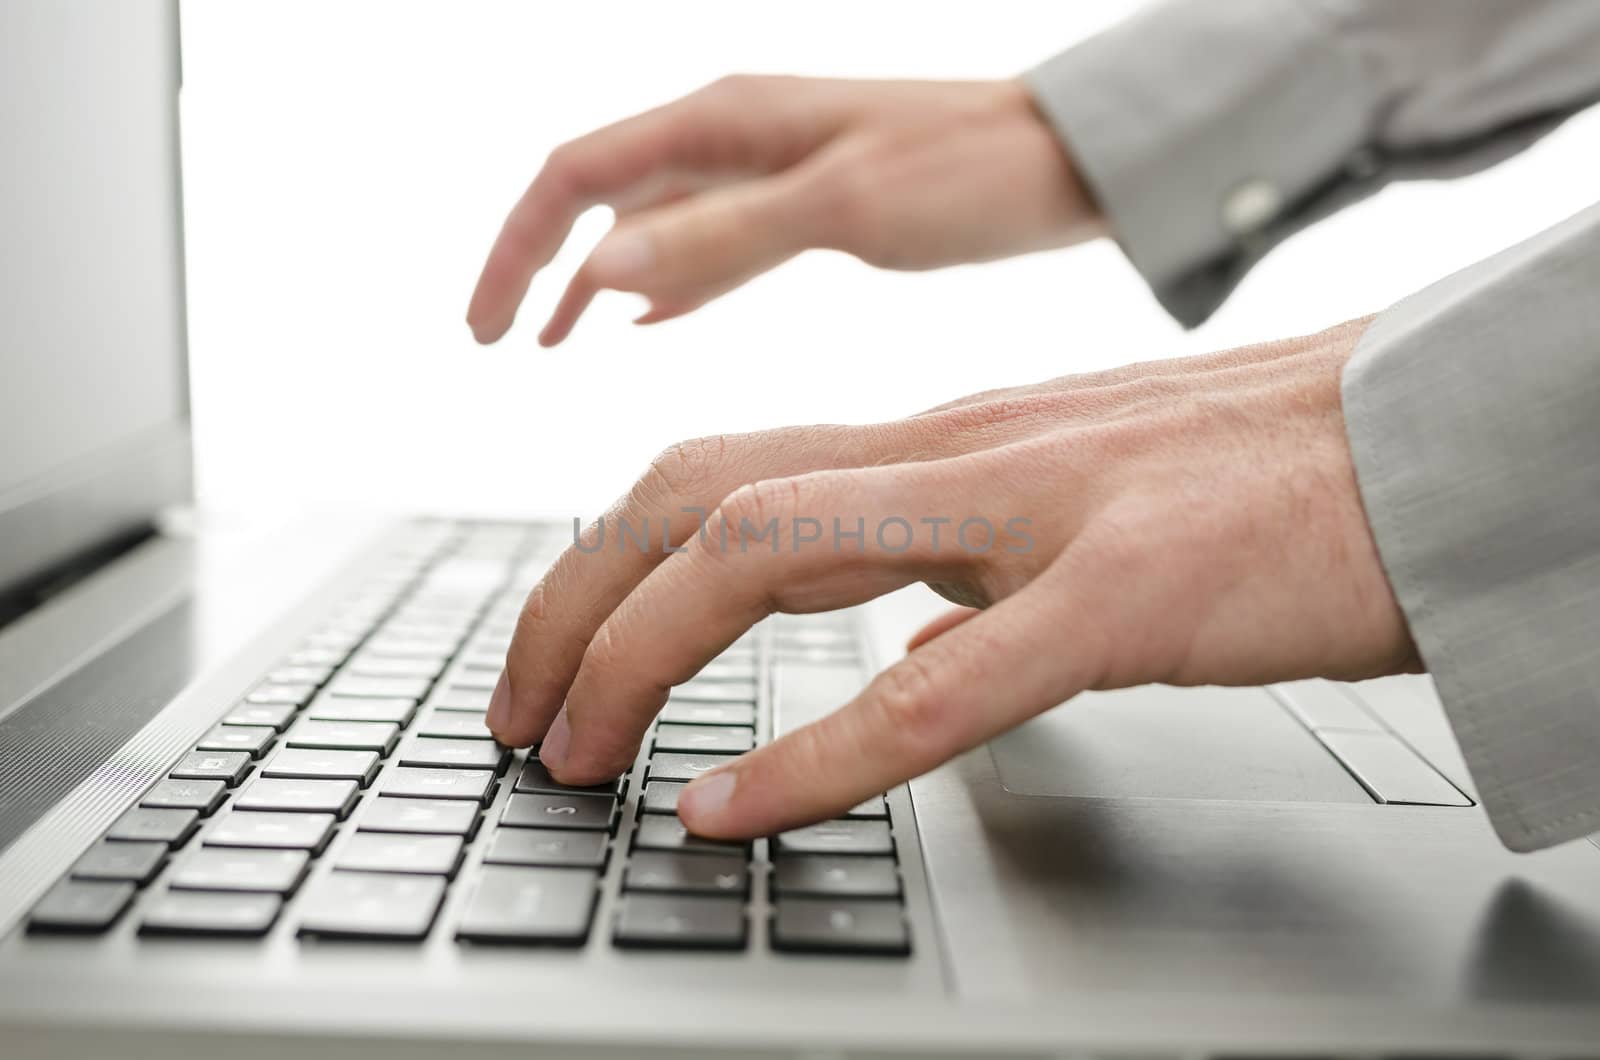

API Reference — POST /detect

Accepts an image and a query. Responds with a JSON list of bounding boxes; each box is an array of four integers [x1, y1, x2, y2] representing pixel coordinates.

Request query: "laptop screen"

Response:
[[0, 1, 192, 604]]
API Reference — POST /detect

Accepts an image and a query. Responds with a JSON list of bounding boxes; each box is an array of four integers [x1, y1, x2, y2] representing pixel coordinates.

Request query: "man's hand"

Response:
[[486, 318, 1420, 838], [466, 77, 1102, 346]]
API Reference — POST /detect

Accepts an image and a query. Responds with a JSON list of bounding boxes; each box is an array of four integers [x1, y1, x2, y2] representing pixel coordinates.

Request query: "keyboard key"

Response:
[[205, 811, 336, 852], [326, 675, 431, 702], [363, 636, 457, 659], [659, 700, 755, 727], [648, 752, 730, 782], [297, 872, 446, 940], [632, 815, 746, 856], [28, 879, 134, 934], [639, 782, 684, 815], [141, 777, 226, 814], [415, 711, 494, 740], [233, 777, 359, 817], [624, 851, 748, 895], [773, 856, 901, 898], [336, 833, 464, 877], [360, 797, 480, 837], [382, 766, 495, 802], [772, 899, 910, 955], [483, 828, 608, 869], [346, 655, 446, 680], [71, 840, 166, 885], [844, 796, 889, 819], [286, 719, 400, 755], [772, 819, 893, 857], [398, 737, 509, 772], [307, 695, 417, 725], [430, 689, 490, 712], [221, 701, 297, 731], [455, 866, 599, 945], [196, 723, 276, 758], [247, 683, 316, 707], [693, 661, 757, 682], [286, 646, 346, 668], [447, 670, 498, 692], [613, 894, 746, 950], [140, 891, 281, 937], [513, 758, 623, 798], [266, 664, 334, 687], [501, 792, 615, 832], [170, 750, 252, 786], [653, 724, 753, 755], [262, 748, 380, 786], [105, 806, 199, 848], [668, 682, 758, 703], [171, 848, 310, 893]]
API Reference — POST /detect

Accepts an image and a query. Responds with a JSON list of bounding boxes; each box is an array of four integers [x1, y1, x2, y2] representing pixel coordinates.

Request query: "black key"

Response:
[[170, 750, 252, 786], [27, 879, 134, 934], [639, 781, 684, 815], [613, 894, 746, 950], [668, 682, 758, 703], [247, 683, 316, 707], [514, 758, 622, 798], [772, 819, 893, 857], [483, 828, 608, 869], [307, 695, 417, 725], [429, 689, 490, 712], [170, 848, 309, 893], [773, 856, 901, 898], [346, 655, 446, 680], [455, 866, 599, 945], [326, 675, 430, 702], [844, 796, 889, 819], [221, 701, 297, 731], [381, 766, 495, 802], [415, 711, 494, 740], [205, 810, 336, 852], [71, 840, 166, 885], [336, 833, 463, 877], [141, 777, 226, 814], [624, 851, 747, 896], [196, 723, 276, 759], [360, 797, 480, 837], [286, 719, 400, 755], [297, 872, 445, 940], [263, 748, 380, 786], [105, 806, 199, 848], [501, 792, 615, 832], [653, 724, 752, 755], [398, 737, 509, 772], [659, 700, 755, 727], [649, 752, 729, 783], [140, 891, 281, 936], [233, 777, 359, 817], [772, 898, 910, 955], [266, 664, 334, 687], [632, 815, 746, 856]]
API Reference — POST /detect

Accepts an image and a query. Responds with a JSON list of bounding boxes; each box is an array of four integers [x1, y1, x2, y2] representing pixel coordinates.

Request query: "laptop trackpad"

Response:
[[990, 684, 1371, 803]]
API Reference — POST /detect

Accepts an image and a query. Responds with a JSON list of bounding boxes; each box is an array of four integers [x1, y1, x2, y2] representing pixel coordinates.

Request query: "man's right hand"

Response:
[[466, 76, 1105, 346]]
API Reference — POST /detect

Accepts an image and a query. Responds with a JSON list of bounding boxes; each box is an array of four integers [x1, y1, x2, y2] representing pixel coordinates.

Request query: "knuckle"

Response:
[[717, 475, 803, 538], [808, 156, 883, 258], [701, 73, 761, 102], [870, 653, 949, 743], [540, 142, 587, 200], [642, 434, 733, 502]]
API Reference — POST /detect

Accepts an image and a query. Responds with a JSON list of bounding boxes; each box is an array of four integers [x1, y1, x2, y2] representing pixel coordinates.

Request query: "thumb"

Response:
[[539, 169, 828, 346]]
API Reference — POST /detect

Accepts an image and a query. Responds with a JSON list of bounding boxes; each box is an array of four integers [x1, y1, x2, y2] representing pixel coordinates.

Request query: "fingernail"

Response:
[[539, 709, 571, 771], [679, 768, 737, 825], [487, 671, 511, 735], [587, 228, 653, 282]]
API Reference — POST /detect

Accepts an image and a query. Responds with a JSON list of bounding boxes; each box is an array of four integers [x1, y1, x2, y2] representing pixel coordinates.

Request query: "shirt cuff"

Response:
[[1023, 1, 1376, 327], [1342, 202, 1600, 852]]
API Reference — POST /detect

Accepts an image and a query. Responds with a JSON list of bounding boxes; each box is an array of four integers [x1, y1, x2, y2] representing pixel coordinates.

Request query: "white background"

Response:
[[179, 1, 1600, 520]]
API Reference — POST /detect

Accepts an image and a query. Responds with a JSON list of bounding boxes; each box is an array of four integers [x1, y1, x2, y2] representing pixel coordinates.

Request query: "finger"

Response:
[[537, 168, 830, 347], [546, 460, 1000, 785], [677, 555, 1110, 838], [493, 424, 913, 749], [466, 78, 840, 344], [906, 607, 980, 651]]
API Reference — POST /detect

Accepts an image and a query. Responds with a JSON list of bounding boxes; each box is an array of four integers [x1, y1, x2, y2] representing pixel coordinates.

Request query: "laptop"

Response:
[[3, 3, 1599, 1056]]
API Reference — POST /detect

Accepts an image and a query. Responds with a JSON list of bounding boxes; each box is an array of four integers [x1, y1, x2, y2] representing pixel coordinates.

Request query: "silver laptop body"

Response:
[[3, 3, 1598, 1056]]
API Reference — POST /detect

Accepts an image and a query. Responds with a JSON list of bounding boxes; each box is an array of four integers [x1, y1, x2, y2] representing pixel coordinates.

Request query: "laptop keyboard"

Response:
[[23, 521, 912, 956]]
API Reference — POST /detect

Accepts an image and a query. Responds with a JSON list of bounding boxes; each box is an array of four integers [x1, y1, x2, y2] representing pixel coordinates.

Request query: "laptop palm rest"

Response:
[[989, 684, 1372, 803]]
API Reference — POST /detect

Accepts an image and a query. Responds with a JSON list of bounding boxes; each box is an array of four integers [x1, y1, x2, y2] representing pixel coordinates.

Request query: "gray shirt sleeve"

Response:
[[1024, 0, 1600, 327]]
